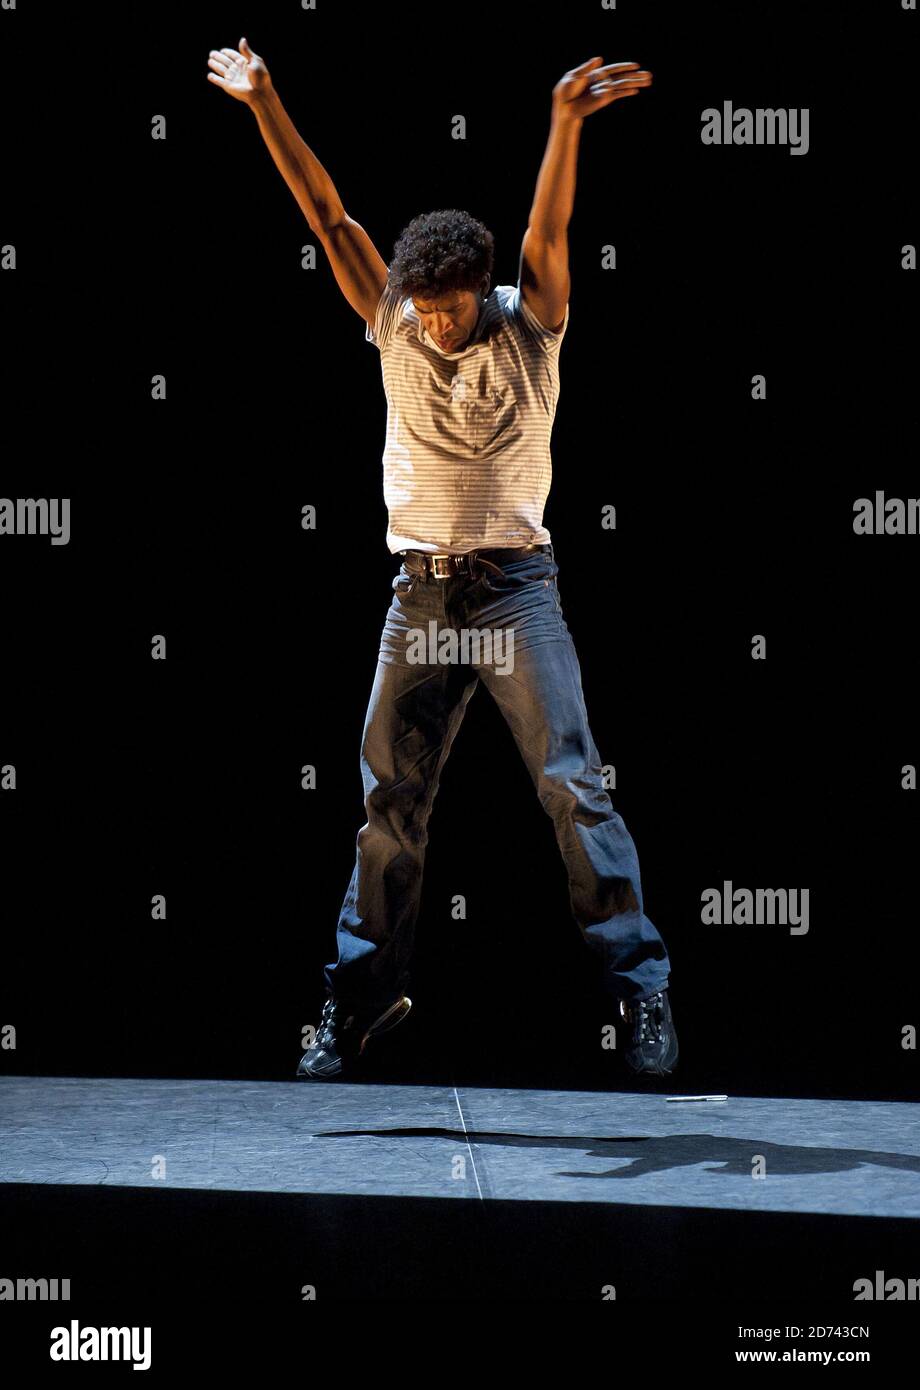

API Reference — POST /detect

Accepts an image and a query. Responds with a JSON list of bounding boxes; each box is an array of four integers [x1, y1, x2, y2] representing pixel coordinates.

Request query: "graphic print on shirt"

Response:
[[404, 352, 520, 458]]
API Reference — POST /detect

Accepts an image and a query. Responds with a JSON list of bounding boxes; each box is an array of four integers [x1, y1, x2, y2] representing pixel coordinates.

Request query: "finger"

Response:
[[580, 85, 641, 113], [208, 55, 232, 74], [589, 76, 650, 96], [602, 72, 652, 87], [206, 73, 227, 87], [591, 61, 641, 77], [208, 50, 231, 68], [570, 55, 604, 74], [591, 72, 652, 87], [568, 66, 611, 97], [220, 47, 244, 63], [571, 64, 649, 100]]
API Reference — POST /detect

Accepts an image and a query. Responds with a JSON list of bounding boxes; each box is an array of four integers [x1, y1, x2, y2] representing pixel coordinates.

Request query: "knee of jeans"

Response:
[[365, 781, 430, 838], [537, 777, 576, 816], [539, 773, 614, 820]]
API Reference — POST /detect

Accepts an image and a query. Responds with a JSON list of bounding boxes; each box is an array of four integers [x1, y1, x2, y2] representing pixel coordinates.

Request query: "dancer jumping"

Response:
[[207, 38, 678, 1079]]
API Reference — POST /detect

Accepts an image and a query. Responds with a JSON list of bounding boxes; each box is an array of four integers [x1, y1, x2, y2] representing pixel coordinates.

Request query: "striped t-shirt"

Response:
[[365, 277, 569, 554]]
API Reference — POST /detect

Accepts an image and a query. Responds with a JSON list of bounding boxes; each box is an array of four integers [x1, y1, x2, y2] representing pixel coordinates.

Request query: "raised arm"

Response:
[[519, 55, 653, 334], [207, 37, 388, 328]]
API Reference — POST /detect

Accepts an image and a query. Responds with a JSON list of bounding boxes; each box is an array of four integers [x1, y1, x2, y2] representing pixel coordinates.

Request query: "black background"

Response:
[[2, 0, 917, 1101]]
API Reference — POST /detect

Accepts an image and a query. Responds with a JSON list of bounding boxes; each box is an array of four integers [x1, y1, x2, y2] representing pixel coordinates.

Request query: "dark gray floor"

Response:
[[1, 1076, 918, 1217]]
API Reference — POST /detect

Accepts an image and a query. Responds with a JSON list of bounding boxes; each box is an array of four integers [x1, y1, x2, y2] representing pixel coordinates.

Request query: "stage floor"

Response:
[[2, 1075, 918, 1218]]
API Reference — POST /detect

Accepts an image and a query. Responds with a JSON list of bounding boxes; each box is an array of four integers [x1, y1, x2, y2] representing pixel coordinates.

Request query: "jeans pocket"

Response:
[[480, 569, 518, 595], [480, 552, 554, 594], [392, 568, 420, 599]]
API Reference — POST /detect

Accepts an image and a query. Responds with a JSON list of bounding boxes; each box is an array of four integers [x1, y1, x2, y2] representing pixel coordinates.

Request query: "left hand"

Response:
[[552, 55, 652, 123]]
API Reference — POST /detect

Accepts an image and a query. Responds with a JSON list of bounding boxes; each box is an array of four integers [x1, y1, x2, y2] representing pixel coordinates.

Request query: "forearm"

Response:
[[527, 114, 583, 240], [249, 86, 347, 232]]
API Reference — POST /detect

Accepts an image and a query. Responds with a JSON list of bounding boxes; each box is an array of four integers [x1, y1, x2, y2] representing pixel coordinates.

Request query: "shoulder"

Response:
[[365, 276, 412, 350], [496, 284, 570, 349]]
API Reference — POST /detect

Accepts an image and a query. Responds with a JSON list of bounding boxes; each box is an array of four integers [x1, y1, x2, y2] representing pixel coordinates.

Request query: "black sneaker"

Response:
[[296, 994, 412, 1079], [619, 989, 679, 1075]]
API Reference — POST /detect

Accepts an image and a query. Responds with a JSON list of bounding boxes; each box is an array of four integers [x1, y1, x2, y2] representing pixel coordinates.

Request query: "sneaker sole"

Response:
[[296, 996, 412, 1078], [626, 1036, 679, 1076], [355, 995, 412, 1054]]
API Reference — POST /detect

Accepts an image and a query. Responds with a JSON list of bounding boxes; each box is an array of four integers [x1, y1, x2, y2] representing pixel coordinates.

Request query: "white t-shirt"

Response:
[[366, 278, 569, 554]]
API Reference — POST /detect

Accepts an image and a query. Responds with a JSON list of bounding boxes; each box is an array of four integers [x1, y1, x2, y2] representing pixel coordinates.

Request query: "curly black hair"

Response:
[[387, 209, 495, 300]]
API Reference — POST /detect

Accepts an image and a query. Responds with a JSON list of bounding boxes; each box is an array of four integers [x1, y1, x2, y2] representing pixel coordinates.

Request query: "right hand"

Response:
[[206, 36, 271, 104]]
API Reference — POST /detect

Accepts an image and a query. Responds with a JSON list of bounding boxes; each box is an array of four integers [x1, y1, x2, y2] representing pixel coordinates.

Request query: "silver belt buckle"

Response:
[[430, 554, 453, 580]]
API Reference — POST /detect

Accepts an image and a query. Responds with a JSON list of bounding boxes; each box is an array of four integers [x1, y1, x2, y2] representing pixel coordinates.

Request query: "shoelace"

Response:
[[621, 992, 664, 1044], [316, 997, 338, 1046]]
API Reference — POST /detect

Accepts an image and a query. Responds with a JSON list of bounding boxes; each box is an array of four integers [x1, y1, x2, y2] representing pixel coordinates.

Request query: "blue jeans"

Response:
[[325, 544, 671, 1009]]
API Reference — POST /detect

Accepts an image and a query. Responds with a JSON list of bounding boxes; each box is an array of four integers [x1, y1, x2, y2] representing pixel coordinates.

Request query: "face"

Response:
[[412, 275, 490, 351]]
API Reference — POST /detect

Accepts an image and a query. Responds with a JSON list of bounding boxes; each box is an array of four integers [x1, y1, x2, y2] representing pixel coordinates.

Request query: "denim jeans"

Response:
[[325, 543, 671, 1010]]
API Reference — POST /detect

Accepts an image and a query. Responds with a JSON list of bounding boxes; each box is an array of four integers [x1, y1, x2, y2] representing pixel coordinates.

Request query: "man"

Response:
[[207, 39, 678, 1079]]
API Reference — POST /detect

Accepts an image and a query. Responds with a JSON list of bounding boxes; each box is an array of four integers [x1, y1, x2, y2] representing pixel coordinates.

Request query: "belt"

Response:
[[400, 542, 551, 581]]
